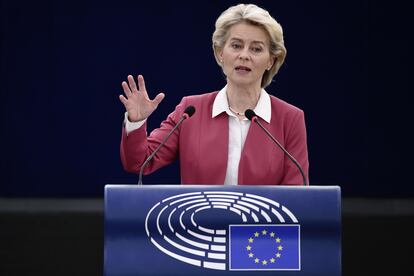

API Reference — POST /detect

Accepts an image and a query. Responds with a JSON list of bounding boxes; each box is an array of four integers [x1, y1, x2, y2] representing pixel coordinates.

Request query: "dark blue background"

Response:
[[1, 0, 411, 197]]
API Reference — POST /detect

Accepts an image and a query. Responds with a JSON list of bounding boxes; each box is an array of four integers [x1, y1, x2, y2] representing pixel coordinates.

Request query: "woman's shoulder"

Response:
[[269, 94, 304, 115], [183, 91, 219, 101], [181, 91, 220, 106], [169, 91, 219, 117]]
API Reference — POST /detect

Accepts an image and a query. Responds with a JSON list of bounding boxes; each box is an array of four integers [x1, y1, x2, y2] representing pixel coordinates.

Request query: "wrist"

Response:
[[127, 115, 141, 123], [127, 112, 143, 123], [124, 112, 146, 135]]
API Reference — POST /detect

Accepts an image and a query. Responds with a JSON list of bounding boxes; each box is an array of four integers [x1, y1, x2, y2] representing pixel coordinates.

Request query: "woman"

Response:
[[119, 4, 309, 185]]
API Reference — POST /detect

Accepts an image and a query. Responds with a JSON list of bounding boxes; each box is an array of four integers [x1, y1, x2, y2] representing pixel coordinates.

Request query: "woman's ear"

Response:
[[268, 55, 276, 70], [217, 48, 223, 63]]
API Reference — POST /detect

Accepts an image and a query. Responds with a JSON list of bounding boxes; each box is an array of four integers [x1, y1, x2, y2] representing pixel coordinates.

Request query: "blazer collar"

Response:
[[212, 85, 271, 123]]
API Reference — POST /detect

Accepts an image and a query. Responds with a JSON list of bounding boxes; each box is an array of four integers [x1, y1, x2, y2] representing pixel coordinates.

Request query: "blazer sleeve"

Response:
[[280, 110, 310, 185], [120, 98, 187, 175]]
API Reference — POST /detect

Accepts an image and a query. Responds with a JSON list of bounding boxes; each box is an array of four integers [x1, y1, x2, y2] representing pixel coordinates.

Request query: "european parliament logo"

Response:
[[145, 191, 301, 271]]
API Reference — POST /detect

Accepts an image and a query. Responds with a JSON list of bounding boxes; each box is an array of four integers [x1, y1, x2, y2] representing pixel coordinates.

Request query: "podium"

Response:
[[104, 185, 341, 275]]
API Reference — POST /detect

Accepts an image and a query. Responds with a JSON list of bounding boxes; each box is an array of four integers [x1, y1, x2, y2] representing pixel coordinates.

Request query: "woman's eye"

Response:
[[252, 47, 262, 53], [231, 44, 242, 49]]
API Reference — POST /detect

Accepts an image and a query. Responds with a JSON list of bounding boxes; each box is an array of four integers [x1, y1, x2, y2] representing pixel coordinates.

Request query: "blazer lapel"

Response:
[[198, 112, 229, 184], [238, 118, 284, 185]]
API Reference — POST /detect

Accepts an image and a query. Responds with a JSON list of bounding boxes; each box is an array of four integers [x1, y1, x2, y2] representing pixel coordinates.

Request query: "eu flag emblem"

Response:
[[229, 224, 300, 271]]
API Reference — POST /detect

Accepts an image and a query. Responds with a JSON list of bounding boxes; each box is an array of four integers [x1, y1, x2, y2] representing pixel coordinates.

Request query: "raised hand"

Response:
[[119, 75, 165, 122]]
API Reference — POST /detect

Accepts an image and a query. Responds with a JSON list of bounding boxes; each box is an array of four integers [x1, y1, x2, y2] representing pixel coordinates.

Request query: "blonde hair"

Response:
[[212, 4, 287, 88]]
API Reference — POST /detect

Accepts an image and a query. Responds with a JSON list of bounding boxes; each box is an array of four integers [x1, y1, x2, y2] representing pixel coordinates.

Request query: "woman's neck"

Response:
[[226, 83, 261, 113]]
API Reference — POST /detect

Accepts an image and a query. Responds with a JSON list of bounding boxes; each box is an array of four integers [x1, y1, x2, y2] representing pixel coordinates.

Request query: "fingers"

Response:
[[137, 75, 149, 99], [119, 94, 128, 105], [122, 74, 161, 104], [137, 75, 147, 92], [127, 75, 138, 92], [121, 81, 132, 97]]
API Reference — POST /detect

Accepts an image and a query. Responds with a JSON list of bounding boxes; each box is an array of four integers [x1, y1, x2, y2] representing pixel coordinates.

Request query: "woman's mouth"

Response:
[[235, 66, 252, 73]]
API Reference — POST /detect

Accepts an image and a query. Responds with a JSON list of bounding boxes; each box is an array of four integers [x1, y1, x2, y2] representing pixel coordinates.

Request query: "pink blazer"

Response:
[[120, 91, 309, 185]]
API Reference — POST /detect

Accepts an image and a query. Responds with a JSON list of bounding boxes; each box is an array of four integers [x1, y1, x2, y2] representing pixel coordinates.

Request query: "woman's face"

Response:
[[219, 22, 274, 89]]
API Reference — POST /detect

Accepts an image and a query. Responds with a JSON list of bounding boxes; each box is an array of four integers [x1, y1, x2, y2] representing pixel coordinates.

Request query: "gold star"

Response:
[[248, 252, 254, 258], [255, 258, 260, 263], [270, 258, 276, 263], [248, 237, 254, 243], [275, 237, 281, 243], [254, 232, 259, 237], [262, 229, 267, 235], [270, 232, 275, 237], [246, 245, 252, 251], [262, 260, 267, 265], [276, 253, 281, 258], [278, 245, 283, 251]]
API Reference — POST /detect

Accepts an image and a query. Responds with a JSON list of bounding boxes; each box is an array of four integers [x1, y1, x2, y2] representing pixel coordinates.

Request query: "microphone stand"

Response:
[[245, 109, 308, 186], [138, 106, 195, 185]]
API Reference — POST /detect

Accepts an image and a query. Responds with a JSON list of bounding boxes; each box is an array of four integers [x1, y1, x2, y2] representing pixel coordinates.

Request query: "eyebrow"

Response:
[[229, 37, 266, 46]]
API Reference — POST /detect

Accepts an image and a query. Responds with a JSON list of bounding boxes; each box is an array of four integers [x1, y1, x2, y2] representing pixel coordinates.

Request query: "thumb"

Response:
[[153, 93, 165, 106]]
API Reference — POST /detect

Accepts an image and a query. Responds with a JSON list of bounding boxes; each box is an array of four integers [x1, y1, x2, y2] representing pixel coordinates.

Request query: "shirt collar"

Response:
[[212, 85, 271, 123]]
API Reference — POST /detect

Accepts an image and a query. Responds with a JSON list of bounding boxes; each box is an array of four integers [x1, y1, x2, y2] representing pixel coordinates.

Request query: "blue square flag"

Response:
[[229, 224, 300, 271]]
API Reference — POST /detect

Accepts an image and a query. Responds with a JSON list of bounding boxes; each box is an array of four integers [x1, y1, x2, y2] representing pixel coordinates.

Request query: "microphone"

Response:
[[245, 109, 308, 186], [138, 105, 196, 185]]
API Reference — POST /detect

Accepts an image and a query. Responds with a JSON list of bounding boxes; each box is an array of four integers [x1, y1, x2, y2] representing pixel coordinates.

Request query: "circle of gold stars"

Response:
[[246, 229, 283, 266]]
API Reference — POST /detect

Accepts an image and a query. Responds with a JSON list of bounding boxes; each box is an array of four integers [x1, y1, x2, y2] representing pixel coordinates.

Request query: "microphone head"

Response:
[[244, 109, 256, 121], [184, 105, 196, 117]]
